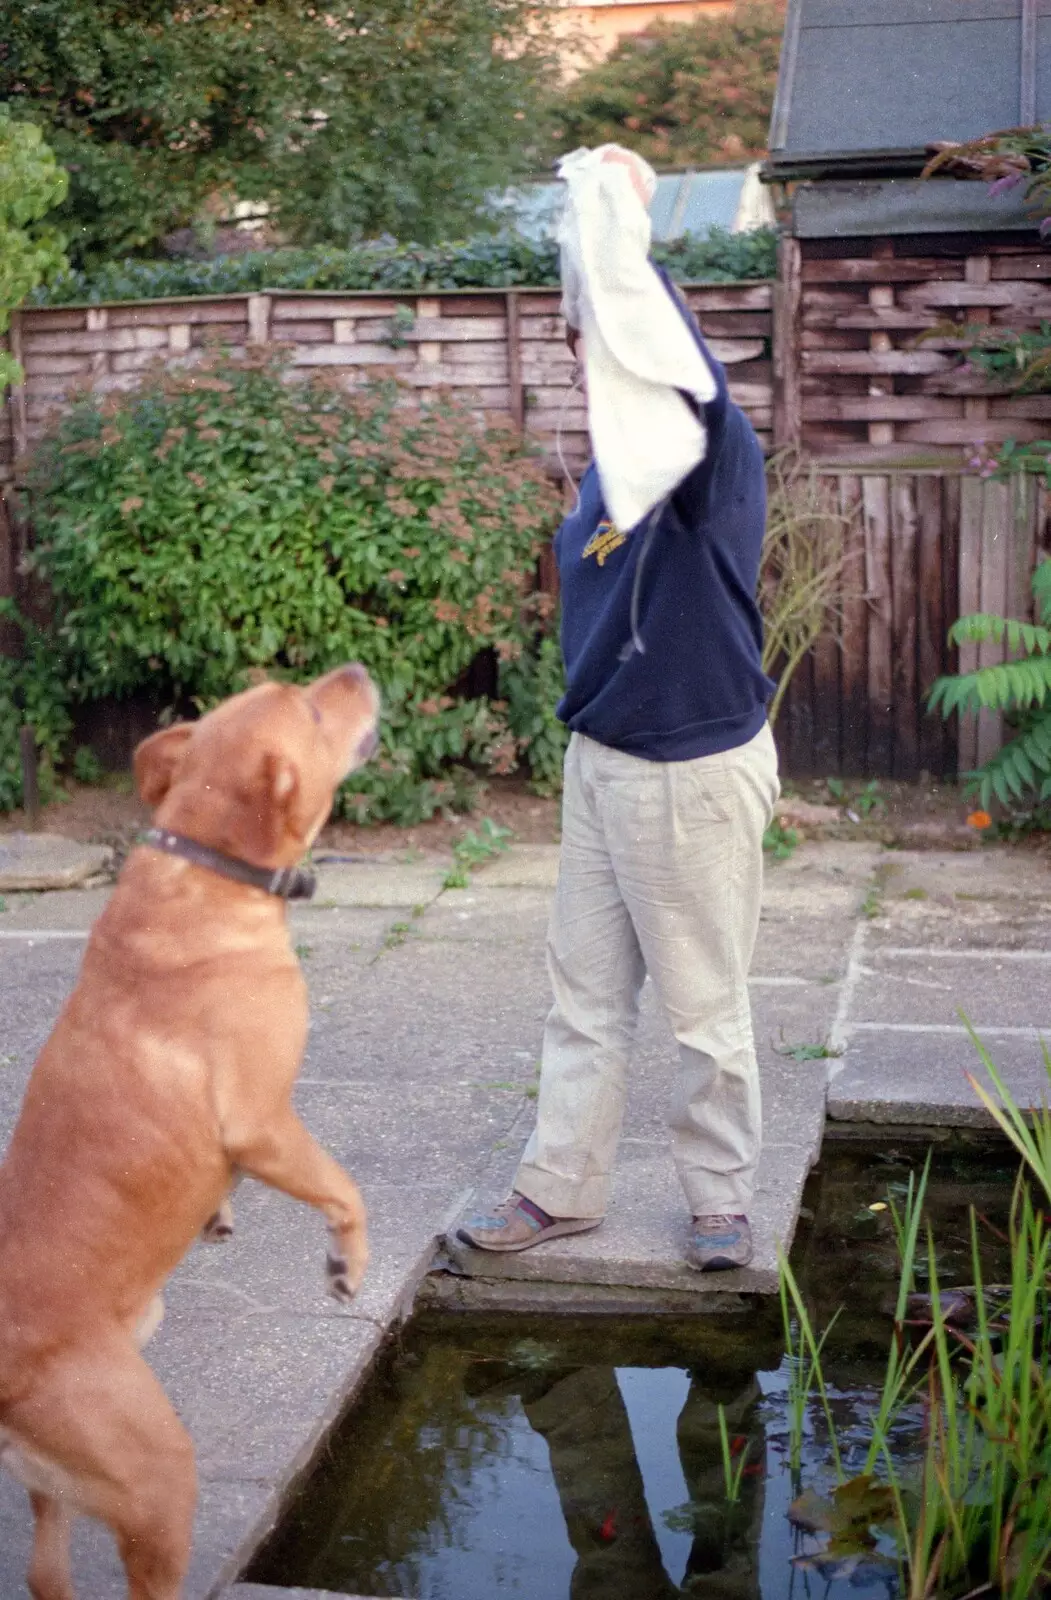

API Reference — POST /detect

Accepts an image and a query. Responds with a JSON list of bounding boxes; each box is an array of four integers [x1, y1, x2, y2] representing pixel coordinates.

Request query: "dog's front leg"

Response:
[[200, 1170, 243, 1244], [27, 1491, 74, 1600], [229, 1113, 367, 1301]]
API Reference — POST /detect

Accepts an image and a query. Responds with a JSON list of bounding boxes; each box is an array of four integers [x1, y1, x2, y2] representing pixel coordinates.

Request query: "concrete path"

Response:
[[0, 838, 1047, 1598]]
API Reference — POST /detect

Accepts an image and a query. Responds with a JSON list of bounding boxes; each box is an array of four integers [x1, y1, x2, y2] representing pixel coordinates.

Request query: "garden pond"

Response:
[[246, 1136, 1031, 1600]]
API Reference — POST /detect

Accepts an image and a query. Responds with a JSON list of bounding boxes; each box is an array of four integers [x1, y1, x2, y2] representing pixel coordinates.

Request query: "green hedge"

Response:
[[32, 227, 778, 307]]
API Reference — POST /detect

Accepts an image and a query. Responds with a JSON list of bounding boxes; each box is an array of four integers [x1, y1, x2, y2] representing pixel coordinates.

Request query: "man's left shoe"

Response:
[[684, 1213, 753, 1272]]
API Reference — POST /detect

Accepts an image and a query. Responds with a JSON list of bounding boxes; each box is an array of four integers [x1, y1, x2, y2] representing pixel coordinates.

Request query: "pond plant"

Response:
[[770, 1036, 1051, 1597]]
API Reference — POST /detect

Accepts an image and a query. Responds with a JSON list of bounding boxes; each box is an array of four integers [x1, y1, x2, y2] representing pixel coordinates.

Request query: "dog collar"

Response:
[[137, 827, 317, 901]]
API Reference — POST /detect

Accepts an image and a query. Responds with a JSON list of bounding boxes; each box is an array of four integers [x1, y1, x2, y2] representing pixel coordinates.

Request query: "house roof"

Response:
[[766, 0, 1051, 180], [493, 167, 776, 242]]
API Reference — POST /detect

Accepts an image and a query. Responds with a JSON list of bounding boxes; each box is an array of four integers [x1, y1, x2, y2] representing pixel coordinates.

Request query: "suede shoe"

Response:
[[684, 1213, 753, 1272], [457, 1193, 602, 1253]]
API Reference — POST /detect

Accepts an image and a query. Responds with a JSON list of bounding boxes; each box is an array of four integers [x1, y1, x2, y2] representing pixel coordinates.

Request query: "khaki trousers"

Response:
[[515, 723, 779, 1219]]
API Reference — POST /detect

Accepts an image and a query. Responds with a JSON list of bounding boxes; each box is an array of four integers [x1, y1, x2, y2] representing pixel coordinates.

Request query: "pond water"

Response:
[[246, 1136, 1018, 1600]]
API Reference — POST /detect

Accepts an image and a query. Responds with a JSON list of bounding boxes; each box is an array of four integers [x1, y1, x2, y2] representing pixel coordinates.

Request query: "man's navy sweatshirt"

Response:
[[555, 271, 774, 762]]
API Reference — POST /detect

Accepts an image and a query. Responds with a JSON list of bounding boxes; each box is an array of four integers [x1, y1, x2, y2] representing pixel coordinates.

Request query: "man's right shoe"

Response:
[[684, 1213, 753, 1272], [457, 1193, 602, 1253]]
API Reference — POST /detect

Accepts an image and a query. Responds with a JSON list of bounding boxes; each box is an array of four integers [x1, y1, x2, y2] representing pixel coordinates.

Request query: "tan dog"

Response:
[[0, 664, 380, 1600]]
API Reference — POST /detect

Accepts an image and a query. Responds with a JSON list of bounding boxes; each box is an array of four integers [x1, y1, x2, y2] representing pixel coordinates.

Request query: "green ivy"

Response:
[[31, 227, 778, 308], [14, 349, 562, 823]]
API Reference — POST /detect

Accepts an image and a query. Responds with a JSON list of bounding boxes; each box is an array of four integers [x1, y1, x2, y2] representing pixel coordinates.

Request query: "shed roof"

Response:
[[767, 0, 1051, 180]]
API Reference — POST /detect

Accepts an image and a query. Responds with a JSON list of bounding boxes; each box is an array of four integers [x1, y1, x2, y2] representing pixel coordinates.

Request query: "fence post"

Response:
[[506, 290, 525, 431], [773, 235, 801, 452]]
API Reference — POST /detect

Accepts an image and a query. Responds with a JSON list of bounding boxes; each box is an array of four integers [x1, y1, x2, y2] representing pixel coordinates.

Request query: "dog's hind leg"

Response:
[[6, 1343, 196, 1600], [27, 1492, 74, 1600], [229, 1110, 368, 1300]]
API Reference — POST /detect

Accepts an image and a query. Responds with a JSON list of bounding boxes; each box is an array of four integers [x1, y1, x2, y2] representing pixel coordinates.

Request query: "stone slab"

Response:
[[867, 848, 1051, 951], [413, 884, 553, 944], [229, 1589, 378, 1599], [445, 1138, 811, 1296], [299, 934, 549, 1089], [471, 842, 560, 889], [827, 1030, 1051, 1126], [0, 832, 111, 892], [165, 1180, 456, 1330], [0, 886, 111, 930], [852, 951, 1051, 1030], [0, 1474, 273, 1600], [310, 860, 447, 908]]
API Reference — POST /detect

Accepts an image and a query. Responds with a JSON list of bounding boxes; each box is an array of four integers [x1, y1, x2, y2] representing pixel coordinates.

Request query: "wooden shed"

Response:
[[765, 0, 1051, 782]]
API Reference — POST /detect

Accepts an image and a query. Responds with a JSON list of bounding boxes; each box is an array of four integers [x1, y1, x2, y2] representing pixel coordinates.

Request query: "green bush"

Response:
[[31, 227, 778, 307], [17, 349, 561, 823], [0, 604, 72, 812]]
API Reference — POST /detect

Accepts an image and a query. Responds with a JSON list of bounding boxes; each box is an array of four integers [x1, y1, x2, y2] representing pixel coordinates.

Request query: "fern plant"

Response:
[[929, 559, 1051, 808]]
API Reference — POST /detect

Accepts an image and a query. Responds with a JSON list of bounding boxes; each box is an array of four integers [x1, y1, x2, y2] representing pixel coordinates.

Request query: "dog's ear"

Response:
[[246, 751, 302, 857], [134, 724, 194, 808]]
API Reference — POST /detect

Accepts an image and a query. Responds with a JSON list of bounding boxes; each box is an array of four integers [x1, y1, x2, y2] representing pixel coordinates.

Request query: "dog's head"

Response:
[[133, 665, 380, 865]]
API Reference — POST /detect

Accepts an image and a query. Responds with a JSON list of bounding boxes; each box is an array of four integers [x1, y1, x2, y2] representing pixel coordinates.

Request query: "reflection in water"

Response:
[[248, 1143, 1016, 1600]]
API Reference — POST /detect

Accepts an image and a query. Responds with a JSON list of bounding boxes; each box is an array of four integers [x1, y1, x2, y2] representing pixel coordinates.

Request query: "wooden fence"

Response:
[[5, 255, 1051, 783], [771, 232, 1051, 780], [0, 284, 773, 488]]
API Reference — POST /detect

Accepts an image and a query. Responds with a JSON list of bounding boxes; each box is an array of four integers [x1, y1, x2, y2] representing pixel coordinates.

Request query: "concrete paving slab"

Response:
[[165, 1180, 455, 1329], [445, 1138, 811, 1296], [288, 905, 409, 964], [229, 1589, 376, 1600], [828, 1030, 1051, 1125], [867, 848, 1051, 951], [154, 1305, 383, 1482], [412, 884, 553, 944], [310, 860, 447, 908], [852, 951, 1051, 1030], [0, 885, 110, 930], [293, 1079, 534, 1188], [299, 935, 549, 1088], [0, 832, 111, 891], [0, 1474, 273, 1600], [472, 842, 560, 888]]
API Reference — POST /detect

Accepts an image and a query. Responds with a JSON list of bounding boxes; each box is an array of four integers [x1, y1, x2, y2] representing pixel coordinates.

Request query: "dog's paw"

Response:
[[326, 1252, 358, 1305], [201, 1203, 235, 1244]]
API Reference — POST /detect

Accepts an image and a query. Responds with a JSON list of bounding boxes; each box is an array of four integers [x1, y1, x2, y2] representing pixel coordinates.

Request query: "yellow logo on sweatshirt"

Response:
[[582, 519, 626, 566]]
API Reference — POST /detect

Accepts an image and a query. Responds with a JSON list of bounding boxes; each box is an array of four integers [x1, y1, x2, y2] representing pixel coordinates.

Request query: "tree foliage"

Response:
[[548, 2, 784, 169], [0, 106, 67, 386], [0, 0, 559, 266]]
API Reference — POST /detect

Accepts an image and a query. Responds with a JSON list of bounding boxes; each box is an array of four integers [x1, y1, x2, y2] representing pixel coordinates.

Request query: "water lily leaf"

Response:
[[832, 1474, 897, 1529], [788, 1477, 896, 1540], [792, 1550, 899, 1585], [787, 1487, 838, 1534]]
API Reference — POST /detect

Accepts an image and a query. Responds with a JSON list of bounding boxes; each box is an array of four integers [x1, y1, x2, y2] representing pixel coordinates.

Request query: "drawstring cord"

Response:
[[618, 495, 667, 662]]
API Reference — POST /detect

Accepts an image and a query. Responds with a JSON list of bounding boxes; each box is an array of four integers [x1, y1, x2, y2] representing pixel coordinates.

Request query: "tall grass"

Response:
[[774, 1045, 1051, 1598]]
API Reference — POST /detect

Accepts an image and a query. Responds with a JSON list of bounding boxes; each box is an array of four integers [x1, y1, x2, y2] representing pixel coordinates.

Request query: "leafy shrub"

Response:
[[0, 603, 72, 812], [32, 227, 778, 308], [929, 558, 1051, 809], [18, 349, 561, 823], [548, 2, 785, 169]]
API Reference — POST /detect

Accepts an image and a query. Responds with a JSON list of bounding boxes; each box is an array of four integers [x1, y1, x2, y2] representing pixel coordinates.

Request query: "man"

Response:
[[459, 145, 779, 1272]]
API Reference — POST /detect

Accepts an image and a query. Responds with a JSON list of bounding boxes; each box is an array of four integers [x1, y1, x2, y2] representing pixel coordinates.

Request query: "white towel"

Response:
[[557, 145, 717, 534]]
